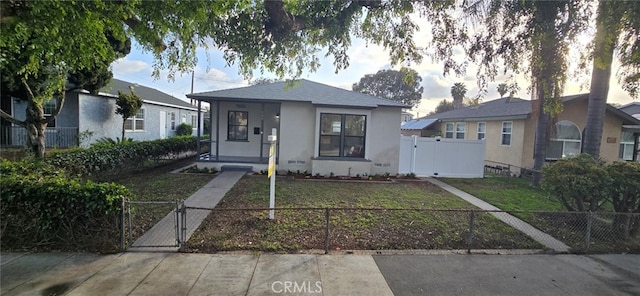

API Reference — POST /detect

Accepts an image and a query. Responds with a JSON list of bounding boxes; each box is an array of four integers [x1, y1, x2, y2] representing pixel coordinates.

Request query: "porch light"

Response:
[[275, 113, 280, 119]]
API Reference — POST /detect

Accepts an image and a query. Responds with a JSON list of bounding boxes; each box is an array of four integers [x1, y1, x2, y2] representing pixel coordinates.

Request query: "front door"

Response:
[[159, 111, 167, 139]]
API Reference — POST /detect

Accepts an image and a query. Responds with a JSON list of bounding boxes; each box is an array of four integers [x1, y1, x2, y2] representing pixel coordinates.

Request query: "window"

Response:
[[124, 109, 145, 131], [445, 123, 454, 138], [477, 122, 486, 140], [170, 112, 176, 130], [43, 100, 56, 127], [228, 111, 248, 140], [181, 114, 187, 123], [547, 120, 581, 159], [619, 131, 635, 161], [501, 121, 512, 146], [191, 114, 198, 129], [455, 122, 466, 139], [319, 113, 366, 158]]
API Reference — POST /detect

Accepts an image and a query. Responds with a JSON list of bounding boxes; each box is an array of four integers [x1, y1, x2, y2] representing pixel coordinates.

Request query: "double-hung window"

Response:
[[455, 122, 466, 139], [477, 122, 486, 140], [125, 109, 145, 131], [501, 121, 512, 146], [619, 131, 635, 161], [228, 111, 248, 141], [445, 123, 454, 138], [191, 114, 198, 129], [319, 113, 366, 158], [43, 100, 57, 128], [170, 112, 176, 130]]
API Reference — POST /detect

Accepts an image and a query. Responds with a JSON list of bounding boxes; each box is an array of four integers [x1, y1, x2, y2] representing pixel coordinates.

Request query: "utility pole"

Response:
[[190, 70, 195, 105]]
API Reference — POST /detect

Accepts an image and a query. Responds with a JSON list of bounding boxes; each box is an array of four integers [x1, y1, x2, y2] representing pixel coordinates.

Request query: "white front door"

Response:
[[159, 111, 167, 139]]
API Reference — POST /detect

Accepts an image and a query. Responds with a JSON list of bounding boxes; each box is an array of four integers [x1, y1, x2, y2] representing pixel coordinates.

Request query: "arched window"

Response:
[[547, 120, 581, 159]]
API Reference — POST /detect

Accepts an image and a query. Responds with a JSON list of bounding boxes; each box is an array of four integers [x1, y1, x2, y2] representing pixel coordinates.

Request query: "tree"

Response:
[[352, 67, 424, 108], [433, 100, 455, 114], [1, 0, 454, 157], [450, 83, 467, 109], [497, 83, 509, 97], [455, 0, 588, 187], [582, 1, 640, 158], [115, 88, 143, 141], [250, 78, 283, 85]]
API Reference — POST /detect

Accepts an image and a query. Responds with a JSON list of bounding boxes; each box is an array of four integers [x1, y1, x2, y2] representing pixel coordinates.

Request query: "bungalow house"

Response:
[[3, 79, 203, 147], [420, 94, 640, 172], [186, 79, 408, 176]]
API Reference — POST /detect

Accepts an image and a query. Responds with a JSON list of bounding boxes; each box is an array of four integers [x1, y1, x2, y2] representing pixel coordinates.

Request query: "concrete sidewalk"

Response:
[[2, 252, 638, 295], [426, 177, 571, 253], [131, 171, 245, 251]]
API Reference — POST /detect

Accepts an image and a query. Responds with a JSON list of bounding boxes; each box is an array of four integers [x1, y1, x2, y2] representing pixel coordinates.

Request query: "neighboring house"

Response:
[[187, 79, 407, 176], [401, 111, 414, 123], [4, 78, 203, 147], [400, 118, 438, 137], [619, 102, 640, 119], [420, 94, 640, 170]]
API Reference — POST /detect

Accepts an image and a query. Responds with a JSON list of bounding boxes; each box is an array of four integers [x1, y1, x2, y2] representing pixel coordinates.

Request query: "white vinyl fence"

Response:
[[399, 136, 486, 178]]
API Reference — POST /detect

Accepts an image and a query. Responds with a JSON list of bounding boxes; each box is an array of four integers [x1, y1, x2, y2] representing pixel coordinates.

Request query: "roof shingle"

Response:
[[100, 79, 196, 109]]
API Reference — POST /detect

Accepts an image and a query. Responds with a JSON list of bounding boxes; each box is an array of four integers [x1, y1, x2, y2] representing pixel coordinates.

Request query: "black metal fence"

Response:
[[0, 126, 78, 148], [177, 207, 640, 254]]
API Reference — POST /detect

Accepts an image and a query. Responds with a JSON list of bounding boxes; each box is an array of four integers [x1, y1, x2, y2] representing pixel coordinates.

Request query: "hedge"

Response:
[[45, 135, 197, 176], [1, 160, 131, 252]]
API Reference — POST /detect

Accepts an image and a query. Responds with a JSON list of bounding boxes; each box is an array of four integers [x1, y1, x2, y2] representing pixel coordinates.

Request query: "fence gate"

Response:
[[399, 136, 486, 178], [123, 200, 184, 249]]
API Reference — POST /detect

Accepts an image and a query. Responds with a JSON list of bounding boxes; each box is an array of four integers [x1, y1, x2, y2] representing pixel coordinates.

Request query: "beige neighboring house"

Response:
[[421, 94, 640, 172]]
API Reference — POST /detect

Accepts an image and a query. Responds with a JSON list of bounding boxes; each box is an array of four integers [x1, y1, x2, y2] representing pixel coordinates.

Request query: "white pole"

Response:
[[268, 128, 277, 219]]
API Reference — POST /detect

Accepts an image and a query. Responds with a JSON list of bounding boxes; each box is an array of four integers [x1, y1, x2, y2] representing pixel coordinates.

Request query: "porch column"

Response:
[[196, 99, 201, 159], [215, 100, 220, 161]]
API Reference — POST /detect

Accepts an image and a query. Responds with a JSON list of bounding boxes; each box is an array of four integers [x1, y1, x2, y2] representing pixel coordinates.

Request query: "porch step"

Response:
[[220, 165, 254, 172]]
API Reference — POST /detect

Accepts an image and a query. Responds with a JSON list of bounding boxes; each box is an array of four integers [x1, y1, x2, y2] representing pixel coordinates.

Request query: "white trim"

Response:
[[477, 122, 486, 140]]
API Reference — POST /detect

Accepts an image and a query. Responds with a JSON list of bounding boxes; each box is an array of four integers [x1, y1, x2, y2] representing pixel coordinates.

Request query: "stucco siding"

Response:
[[279, 102, 315, 172], [368, 107, 402, 175]]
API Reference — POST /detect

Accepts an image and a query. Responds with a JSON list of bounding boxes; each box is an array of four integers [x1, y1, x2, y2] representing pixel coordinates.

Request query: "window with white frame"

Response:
[[43, 99, 57, 127], [181, 114, 187, 123], [191, 114, 197, 129], [477, 122, 486, 140], [455, 122, 465, 139], [319, 113, 366, 158], [170, 112, 176, 130], [124, 108, 145, 131], [546, 120, 581, 159], [501, 121, 512, 146], [228, 111, 248, 141], [619, 131, 635, 161], [445, 123, 454, 138]]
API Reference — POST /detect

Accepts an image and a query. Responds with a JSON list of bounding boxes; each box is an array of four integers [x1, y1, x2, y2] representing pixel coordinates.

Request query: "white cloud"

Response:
[[110, 58, 150, 74]]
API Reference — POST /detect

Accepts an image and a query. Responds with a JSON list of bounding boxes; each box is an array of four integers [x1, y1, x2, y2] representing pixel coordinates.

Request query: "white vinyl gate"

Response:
[[399, 136, 486, 178]]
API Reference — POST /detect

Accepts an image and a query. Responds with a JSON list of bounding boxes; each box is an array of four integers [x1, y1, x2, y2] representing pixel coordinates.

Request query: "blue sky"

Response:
[[111, 18, 634, 117]]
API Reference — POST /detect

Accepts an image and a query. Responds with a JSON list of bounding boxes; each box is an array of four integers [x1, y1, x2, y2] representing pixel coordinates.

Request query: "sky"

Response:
[[111, 15, 635, 118]]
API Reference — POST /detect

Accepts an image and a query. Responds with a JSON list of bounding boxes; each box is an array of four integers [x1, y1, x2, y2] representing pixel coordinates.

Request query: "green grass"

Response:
[[442, 175, 564, 212], [186, 177, 542, 253]]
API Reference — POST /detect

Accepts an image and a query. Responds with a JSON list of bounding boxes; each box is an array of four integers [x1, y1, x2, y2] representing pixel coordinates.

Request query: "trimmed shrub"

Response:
[[0, 160, 131, 252], [606, 162, 640, 237], [175, 123, 193, 136], [45, 136, 197, 177], [542, 154, 611, 212]]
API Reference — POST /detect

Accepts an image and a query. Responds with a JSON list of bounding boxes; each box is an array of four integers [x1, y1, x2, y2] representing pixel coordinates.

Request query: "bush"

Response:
[[0, 160, 131, 252], [175, 123, 193, 136], [606, 162, 640, 237], [92, 137, 135, 148], [46, 136, 198, 177], [542, 154, 611, 212]]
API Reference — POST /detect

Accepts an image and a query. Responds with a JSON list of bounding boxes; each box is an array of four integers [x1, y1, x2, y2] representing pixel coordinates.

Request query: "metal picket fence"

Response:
[[177, 206, 640, 254]]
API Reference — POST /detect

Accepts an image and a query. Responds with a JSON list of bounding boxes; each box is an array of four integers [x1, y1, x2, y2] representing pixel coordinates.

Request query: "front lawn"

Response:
[[185, 177, 541, 253]]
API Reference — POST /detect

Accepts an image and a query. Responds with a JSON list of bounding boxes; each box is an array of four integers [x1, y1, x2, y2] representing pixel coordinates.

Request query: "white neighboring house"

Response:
[[4, 78, 204, 147], [187, 79, 408, 175]]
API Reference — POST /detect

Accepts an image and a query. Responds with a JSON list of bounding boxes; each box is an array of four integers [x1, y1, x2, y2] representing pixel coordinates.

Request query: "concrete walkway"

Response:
[[426, 177, 571, 253], [131, 171, 245, 251], [2, 252, 639, 295]]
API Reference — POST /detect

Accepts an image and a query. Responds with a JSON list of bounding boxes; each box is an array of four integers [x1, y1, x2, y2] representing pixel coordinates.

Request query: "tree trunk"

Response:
[[453, 98, 462, 109], [583, 0, 620, 158], [25, 98, 47, 157], [531, 95, 550, 187], [122, 120, 126, 141]]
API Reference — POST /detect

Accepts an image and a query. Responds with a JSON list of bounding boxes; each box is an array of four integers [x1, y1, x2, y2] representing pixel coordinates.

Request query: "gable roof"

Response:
[[187, 79, 409, 108], [98, 78, 197, 110], [424, 97, 532, 121], [401, 118, 437, 130]]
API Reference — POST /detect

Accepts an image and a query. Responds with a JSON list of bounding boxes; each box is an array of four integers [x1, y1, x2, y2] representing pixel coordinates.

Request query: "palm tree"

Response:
[[451, 82, 467, 109], [583, 1, 638, 158]]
